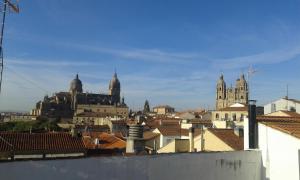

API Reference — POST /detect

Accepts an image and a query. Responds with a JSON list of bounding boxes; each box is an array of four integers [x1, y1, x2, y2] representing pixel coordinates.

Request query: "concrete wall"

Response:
[[0, 151, 262, 180], [258, 123, 300, 180]]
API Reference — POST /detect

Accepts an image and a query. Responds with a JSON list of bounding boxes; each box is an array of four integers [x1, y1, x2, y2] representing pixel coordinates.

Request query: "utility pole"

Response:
[[0, 0, 19, 94]]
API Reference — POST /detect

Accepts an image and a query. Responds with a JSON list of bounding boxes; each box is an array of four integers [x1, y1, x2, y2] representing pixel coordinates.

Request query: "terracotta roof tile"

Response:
[[82, 132, 126, 150], [257, 115, 300, 139], [143, 131, 160, 140], [156, 126, 202, 137], [0, 132, 85, 154]]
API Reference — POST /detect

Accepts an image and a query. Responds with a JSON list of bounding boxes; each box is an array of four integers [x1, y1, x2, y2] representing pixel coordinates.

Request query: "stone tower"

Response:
[[216, 74, 226, 110], [235, 74, 248, 104], [215, 74, 248, 110], [109, 72, 121, 105]]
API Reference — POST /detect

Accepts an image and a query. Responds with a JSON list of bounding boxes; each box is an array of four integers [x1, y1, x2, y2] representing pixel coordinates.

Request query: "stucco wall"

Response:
[[259, 123, 300, 180], [0, 151, 262, 180], [264, 99, 300, 114], [194, 130, 234, 151]]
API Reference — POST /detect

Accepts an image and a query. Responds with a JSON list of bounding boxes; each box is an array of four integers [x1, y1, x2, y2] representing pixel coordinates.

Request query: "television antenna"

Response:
[[0, 0, 19, 94], [247, 65, 258, 102]]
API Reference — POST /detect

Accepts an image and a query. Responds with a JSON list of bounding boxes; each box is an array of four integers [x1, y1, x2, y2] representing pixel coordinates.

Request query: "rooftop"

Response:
[[217, 106, 248, 112], [208, 129, 244, 150], [0, 132, 85, 154], [153, 105, 175, 109], [257, 115, 300, 139], [82, 132, 126, 150]]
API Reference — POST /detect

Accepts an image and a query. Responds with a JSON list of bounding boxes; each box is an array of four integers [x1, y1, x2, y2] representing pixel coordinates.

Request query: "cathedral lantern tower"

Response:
[[109, 72, 121, 104], [69, 74, 83, 110], [216, 74, 226, 110], [69, 74, 83, 94]]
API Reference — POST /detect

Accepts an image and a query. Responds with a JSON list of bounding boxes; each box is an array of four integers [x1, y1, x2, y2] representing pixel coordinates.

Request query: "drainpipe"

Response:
[[200, 125, 204, 151]]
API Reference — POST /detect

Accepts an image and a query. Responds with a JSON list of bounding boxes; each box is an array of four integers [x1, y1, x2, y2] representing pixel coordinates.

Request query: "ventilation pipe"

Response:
[[248, 100, 258, 149]]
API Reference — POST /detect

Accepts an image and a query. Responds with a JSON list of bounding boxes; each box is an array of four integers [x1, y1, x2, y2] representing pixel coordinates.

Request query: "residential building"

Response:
[[153, 105, 175, 115], [152, 126, 190, 149], [244, 103, 300, 180], [82, 132, 126, 155], [194, 128, 243, 152], [5, 114, 36, 122], [143, 131, 160, 153], [212, 103, 248, 128], [264, 97, 300, 114]]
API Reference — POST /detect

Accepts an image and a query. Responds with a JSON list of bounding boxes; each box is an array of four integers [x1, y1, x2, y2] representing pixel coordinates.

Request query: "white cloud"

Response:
[[212, 46, 300, 69]]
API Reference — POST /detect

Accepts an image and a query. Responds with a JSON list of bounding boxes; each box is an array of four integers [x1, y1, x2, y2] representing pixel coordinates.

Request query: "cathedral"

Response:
[[216, 74, 248, 110], [31, 72, 128, 119]]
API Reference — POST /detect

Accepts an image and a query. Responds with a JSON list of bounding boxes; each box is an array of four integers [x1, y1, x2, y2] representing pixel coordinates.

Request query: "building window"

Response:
[[225, 113, 228, 120], [241, 96, 244, 99], [232, 114, 236, 121], [271, 103, 276, 113], [216, 113, 219, 120], [219, 96, 222, 99], [290, 107, 296, 112]]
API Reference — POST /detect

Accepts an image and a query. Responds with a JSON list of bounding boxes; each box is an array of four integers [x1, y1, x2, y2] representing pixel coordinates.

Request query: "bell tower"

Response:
[[235, 74, 248, 104], [216, 74, 226, 110]]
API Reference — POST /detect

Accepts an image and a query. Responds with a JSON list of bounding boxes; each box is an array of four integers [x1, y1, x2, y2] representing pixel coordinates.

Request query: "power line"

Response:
[[4, 65, 49, 94]]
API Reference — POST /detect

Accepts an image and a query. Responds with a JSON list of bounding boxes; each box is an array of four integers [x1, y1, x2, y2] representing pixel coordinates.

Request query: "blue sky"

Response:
[[0, 0, 300, 112]]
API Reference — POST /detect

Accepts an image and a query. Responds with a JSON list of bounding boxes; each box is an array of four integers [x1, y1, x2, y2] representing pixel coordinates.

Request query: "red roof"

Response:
[[82, 132, 126, 150], [257, 115, 300, 139], [0, 132, 86, 154]]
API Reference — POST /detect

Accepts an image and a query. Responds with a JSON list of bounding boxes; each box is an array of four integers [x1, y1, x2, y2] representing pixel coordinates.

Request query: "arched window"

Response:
[[225, 113, 229, 120], [241, 114, 244, 121], [232, 113, 236, 121], [216, 113, 219, 120], [219, 96, 222, 99]]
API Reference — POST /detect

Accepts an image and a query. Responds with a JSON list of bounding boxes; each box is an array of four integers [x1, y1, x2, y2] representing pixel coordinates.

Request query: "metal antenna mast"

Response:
[[0, 0, 19, 93], [247, 65, 257, 102]]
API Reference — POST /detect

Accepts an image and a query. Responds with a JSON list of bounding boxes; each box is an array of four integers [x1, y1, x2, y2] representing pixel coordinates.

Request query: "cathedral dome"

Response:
[[70, 74, 83, 93]]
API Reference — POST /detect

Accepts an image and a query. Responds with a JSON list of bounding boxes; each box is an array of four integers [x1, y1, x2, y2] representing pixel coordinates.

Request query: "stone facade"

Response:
[[31, 73, 128, 120], [216, 74, 248, 110]]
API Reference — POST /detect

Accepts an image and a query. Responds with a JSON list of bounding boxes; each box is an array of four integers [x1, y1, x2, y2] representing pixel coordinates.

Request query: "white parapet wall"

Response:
[[0, 151, 262, 180]]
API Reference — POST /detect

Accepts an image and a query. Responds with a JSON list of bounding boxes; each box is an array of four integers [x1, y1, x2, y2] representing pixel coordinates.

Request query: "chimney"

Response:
[[248, 100, 258, 149], [126, 122, 145, 154], [234, 127, 243, 137], [189, 127, 195, 152]]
